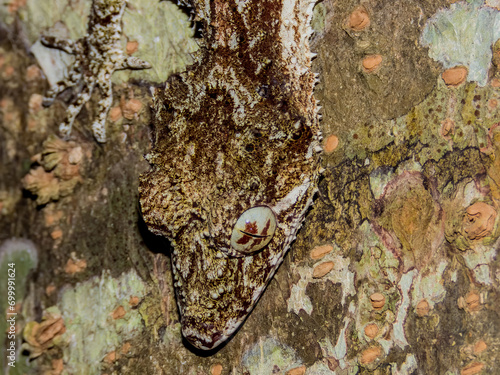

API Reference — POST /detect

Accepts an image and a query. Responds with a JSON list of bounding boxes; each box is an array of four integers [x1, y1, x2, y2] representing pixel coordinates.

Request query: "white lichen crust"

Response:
[[41, 0, 150, 143], [139, 0, 321, 350]]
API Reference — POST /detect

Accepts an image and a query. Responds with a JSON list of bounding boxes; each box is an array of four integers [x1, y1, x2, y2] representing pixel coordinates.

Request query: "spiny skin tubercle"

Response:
[[41, 0, 150, 143], [139, 0, 321, 350]]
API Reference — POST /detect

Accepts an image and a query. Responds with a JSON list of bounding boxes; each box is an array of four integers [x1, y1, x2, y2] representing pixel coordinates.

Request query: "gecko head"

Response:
[[138, 63, 321, 351], [139, 116, 320, 351]]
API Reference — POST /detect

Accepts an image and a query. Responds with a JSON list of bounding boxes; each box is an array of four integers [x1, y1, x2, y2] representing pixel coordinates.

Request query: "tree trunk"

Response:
[[1, 0, 500, 374]]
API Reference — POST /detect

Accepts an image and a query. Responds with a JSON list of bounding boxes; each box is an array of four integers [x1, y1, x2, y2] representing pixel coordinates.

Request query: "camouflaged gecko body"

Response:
[[41, 0, 150, 143], [139, 0, 321, 350]]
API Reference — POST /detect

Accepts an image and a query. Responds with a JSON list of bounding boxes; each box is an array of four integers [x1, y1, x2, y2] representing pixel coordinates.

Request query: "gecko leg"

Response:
[[92, 79, 113, 143], [40, 36, 78, 54], [59, 79, 96, 139], [118, 56, 152, 70], [41, 38, 84, 106], [43, 64, 83, 106]]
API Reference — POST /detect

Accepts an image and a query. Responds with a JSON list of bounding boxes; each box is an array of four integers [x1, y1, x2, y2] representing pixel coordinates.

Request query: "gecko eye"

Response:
[[230, 206, 277, 254]]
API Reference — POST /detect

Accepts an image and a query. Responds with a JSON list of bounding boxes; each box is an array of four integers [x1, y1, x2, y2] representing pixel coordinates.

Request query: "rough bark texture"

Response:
[[1, 0, 500, 374]]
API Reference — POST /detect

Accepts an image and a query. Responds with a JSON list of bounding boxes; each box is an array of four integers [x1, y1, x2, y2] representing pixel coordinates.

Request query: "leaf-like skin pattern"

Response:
[[139, 0, 321, 350]]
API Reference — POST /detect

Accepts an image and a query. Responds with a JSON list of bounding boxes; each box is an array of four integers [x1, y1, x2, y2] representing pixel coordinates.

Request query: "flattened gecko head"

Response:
[[171, 227, 274, 351]]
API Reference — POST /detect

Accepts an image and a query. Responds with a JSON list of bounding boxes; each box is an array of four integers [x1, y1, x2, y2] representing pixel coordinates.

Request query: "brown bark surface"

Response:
[[1, 0, 500, 374]]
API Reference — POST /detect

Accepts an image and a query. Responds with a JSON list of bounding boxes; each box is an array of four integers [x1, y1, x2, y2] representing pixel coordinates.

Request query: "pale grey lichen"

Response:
[[411, 261, 448, 309], [421, 0, 500, 86], [241, 337, 303, 375], [391, 354, 418, 375], [287, 252, 355, 317], [56, 269, 147, 375], [393, 270, 416, 349]]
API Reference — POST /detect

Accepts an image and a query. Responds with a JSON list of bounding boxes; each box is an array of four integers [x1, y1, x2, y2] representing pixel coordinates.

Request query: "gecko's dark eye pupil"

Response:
[[245, 144, 254, 152]]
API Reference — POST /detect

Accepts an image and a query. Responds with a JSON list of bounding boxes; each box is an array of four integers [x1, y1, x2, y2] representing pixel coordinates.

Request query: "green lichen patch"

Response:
[[114, 0, 198, 83], [240, 337, 303, 375], [0, 239, 38, 374], [56, 269, 148, 375], [9, 0, 197, 84]]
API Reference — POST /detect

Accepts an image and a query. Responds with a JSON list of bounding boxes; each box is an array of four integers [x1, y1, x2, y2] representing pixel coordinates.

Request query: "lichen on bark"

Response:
[[1, 0, 500, 373]]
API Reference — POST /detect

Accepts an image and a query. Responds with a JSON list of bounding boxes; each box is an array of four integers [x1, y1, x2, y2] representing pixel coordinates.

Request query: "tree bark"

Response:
[[1, 0, 500, 374]]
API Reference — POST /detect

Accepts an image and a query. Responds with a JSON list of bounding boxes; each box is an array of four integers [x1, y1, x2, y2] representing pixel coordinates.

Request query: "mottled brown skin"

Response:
[[139, 0, 320, 350]]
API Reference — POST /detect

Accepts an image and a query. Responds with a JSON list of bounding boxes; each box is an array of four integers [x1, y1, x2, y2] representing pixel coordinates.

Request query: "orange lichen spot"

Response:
[[27, 117, 37, 131], [348, 5, 370, 31], [50, 229, 63, 240], [23, 314, 66, 359], [126, 40, 140, 55], [416, 299, 430, 317], [2, 103, 17, 123], [362, 55, 383, 73], [488, 98, 498, 112], [68, 146, 83, 165], [28, 94, 44, 114], [473, 340, 487, 354], [370, 293, 386, 310], [360, 346, 381, 365], [465, 291, 482, 312], [44, 208, 64, 227], [26, 65, 41, 81], [463, 202, 497, 240], [7, 0, 26, 13], [109, 106, 123, 122], [51, 358, 64, 375], [286, 365, 306, 375], [111, 305, 126, 320], [64, 257, 87, 275], [310, 244, 334, 260], [121, 341, 132, 354], [461, 362, 484, 375], [491, 77, 500, 87], [312, 261, 334, 278], [323, 135, 339, 154], [3, 65, 15, 78], [442, 66, 468, 86], [364, 323, 379, 339], [103, 350, 117, 363], [45, 284, 56, 296], [211, 363, 223, 375], [128, 296, 140, 307], [121, 98, 144, 120], [441, 118, 455, 139]]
